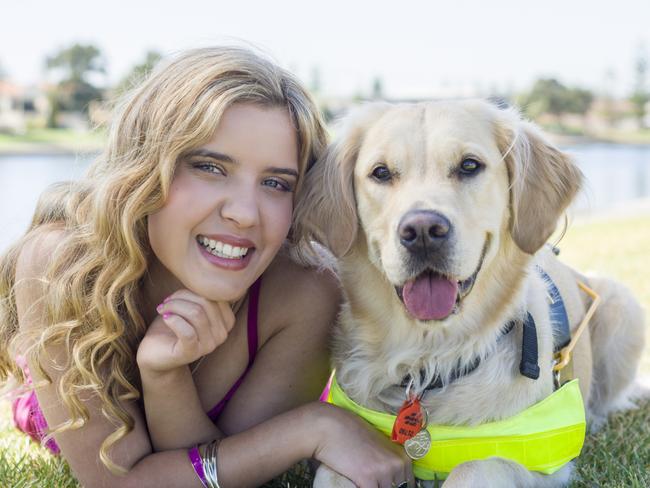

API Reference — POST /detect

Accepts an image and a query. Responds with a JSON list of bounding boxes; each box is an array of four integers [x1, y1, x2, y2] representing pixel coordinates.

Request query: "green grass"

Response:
[[0, 214, 648, 486], [559, 214, 650, 487], [592, 128, 650, 145], [0, 128, 105, 153]]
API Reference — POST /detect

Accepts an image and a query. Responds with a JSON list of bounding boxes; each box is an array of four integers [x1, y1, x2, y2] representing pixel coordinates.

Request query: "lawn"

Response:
[[0, 128, 104, 154], [0, 213, 648, 487]]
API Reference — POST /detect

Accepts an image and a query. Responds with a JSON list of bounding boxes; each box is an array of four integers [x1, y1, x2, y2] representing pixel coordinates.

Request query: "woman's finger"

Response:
[[157, 298, 213, 348], [166, 290, 234, 346], [395, 456, 415, 488], [160, 312, 201, 360]]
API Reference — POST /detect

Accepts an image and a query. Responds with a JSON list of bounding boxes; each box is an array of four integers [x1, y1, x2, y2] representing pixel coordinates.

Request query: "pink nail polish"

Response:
[[163, 296, 171, 303], [156, 304, 163, 313], [162, 312, 172, 320]]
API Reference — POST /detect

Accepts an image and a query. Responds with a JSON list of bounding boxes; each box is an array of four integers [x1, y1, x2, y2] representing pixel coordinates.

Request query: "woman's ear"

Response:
[[294, 103, 391, 257], [495, 108, 583, 254]]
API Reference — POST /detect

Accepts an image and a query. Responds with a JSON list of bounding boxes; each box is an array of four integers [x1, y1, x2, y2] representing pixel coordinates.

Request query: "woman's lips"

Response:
[[196, 240, 255, 271], [200, 233, 256, 248]]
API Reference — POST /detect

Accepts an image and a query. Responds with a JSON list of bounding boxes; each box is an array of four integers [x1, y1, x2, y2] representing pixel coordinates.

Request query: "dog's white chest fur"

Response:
[[333, 258, 556, 427]]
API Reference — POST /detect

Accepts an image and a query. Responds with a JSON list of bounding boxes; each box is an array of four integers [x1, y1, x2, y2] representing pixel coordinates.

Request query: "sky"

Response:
[[1, 0, 649, 99]]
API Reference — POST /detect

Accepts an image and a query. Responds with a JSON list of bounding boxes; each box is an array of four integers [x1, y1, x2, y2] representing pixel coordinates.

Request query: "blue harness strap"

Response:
[[518, 266, 572, 381], [536, 266, 572, 353]]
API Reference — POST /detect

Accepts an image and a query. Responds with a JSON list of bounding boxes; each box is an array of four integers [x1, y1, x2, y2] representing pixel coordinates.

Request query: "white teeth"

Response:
[[197, 236, 250, 259]]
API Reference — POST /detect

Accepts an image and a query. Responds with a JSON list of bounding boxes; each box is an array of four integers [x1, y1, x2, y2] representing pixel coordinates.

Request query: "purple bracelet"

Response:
[[188, 445, 208, 487]]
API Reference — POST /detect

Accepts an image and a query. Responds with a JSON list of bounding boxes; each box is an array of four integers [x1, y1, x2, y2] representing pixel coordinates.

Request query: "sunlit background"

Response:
[[1, 0, 650, 251], [1, 3, 650, 485]]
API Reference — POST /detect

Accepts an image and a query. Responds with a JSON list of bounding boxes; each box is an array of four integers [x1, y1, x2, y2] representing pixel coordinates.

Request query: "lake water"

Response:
[[1, 144, 649, 252]]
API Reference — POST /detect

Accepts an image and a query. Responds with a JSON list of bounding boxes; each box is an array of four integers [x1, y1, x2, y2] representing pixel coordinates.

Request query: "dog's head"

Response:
[[295, 100, 582, 323]]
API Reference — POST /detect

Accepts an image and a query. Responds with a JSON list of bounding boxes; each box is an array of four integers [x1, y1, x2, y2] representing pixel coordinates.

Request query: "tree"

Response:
[[310, 66, 322, 96], [600, 68, 619, 126], [630, 43, 649, 129], [371, 76, 384, 100], [45, 43, 106, 116], [564, 87, 593, 117], [518, 79, 568, 119], [115, 50, 162, 94], [518, 78, 593, 123]]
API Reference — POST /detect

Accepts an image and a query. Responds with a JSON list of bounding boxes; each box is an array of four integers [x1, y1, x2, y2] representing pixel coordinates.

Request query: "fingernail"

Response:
[[162, 312, 172, 320], [163, 296, 171, 303], [156, 304, 164, 313]]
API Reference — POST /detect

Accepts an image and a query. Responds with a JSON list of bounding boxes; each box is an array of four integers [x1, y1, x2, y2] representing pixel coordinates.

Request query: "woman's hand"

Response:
[[312, 403, 415, 488], [136, 289, 235, 374]]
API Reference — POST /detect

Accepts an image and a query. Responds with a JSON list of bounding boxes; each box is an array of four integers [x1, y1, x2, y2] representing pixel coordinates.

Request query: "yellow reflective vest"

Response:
[[326, 374, 586, 480]]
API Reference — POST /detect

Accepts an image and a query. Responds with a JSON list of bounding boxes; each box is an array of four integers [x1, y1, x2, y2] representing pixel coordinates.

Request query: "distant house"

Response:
[[0, 80, 49, 133]]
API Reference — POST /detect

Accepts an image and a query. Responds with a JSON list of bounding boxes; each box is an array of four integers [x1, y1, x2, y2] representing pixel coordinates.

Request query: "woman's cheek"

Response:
[[268, 198, 294, 241]]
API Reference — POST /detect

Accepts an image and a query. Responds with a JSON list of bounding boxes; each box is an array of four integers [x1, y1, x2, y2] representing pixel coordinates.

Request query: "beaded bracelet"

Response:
[[188, 445, 208, 487]]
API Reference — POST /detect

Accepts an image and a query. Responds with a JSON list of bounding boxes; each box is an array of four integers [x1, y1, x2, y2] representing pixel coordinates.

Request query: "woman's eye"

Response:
[[458, 158, 483, 176], [370, 164, 393, 183], [263, 178, 293, 193], [194, 162, 225, 175]]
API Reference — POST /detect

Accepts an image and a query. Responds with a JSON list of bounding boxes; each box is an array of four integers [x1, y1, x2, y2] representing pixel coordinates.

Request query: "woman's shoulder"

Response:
[[259, 247, 342, 333], [15, 225, 69, 283]]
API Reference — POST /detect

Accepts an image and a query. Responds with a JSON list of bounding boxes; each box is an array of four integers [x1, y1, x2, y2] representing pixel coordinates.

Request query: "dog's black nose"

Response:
[[398, 210, 452, 252]]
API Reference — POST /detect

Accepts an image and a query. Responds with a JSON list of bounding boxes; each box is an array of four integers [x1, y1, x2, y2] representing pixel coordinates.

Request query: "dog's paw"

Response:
[[313, 464, 356, 488], [631, 376, 650, 401]]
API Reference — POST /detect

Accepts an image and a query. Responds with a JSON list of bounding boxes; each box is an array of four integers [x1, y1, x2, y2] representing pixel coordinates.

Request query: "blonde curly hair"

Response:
[[0, 46, 327, 473]]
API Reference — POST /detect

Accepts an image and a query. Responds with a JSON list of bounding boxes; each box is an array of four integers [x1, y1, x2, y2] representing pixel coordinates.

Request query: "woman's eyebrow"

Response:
[[268, 167, 299, 178], [185, 149, 236, 163]]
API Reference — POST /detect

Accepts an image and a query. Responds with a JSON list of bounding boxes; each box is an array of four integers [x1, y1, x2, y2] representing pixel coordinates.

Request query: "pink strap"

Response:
[[11, 355, 60, 454], [188, 445, 207, 487], [206, 277, 261, 421]]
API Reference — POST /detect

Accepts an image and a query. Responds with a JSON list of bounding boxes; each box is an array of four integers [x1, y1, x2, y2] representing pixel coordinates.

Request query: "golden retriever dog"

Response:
[[296, 100, 646, 487]]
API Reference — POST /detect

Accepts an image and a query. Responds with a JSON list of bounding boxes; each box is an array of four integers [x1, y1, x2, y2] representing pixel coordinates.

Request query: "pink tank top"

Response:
[[12, 277, 262, 453]]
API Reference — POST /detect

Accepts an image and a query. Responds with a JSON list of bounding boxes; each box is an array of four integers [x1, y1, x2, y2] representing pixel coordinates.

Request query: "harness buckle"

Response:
[[553, 347, 572, 372], [552, 357, 562, 389]]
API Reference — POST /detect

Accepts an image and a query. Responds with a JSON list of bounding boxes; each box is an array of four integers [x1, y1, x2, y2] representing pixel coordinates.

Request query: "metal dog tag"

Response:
[[404, 428, 431, 460]]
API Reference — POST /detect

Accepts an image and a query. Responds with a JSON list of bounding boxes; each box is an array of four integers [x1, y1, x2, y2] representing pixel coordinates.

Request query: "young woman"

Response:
[[0, 47, 413, 487]]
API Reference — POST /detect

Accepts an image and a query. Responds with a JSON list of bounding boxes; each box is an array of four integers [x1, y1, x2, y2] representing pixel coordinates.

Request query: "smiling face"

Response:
[[352, 102, 511, 321], [147, 103, 299, 302]]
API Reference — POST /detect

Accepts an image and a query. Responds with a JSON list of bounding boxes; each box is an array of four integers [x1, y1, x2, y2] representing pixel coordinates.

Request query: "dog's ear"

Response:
[[495, 108, 583, 254], [294, 103, 391, 257]]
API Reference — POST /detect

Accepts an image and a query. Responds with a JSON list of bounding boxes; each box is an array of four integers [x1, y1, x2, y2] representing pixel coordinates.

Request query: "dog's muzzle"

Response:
[[395, 233, 491, 322]]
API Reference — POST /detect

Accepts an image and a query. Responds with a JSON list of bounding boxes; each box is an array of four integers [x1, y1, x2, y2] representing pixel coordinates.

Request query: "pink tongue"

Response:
[[402, 273, 458, 321]]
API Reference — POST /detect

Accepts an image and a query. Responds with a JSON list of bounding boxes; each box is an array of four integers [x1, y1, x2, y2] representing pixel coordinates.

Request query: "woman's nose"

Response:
[[220, 187, 260, 228]]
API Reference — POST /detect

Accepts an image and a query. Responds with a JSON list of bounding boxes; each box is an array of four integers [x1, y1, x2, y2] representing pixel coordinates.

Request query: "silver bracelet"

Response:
[[200, 438, 223, 488]]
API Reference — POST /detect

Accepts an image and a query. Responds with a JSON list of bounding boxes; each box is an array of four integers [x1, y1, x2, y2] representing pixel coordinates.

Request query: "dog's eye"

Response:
[[458, 158, 483, 176], [370, 165, 393, 183]]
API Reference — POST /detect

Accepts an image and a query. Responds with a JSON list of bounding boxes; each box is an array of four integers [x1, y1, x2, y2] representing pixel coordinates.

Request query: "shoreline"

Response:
[[1, 132, 650, 157], [0, 143, 102, 157], [550, 133, 650, 146]]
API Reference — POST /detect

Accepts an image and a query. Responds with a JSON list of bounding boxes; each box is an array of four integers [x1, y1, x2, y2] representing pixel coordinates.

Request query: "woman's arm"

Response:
[[140, 363, 221, 448], [17, 236, 412, 487], [13, 232, 200, 487], [138, 257, 337, 448], [12, 233, 324, 487], [135, 260, 415, 486]]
